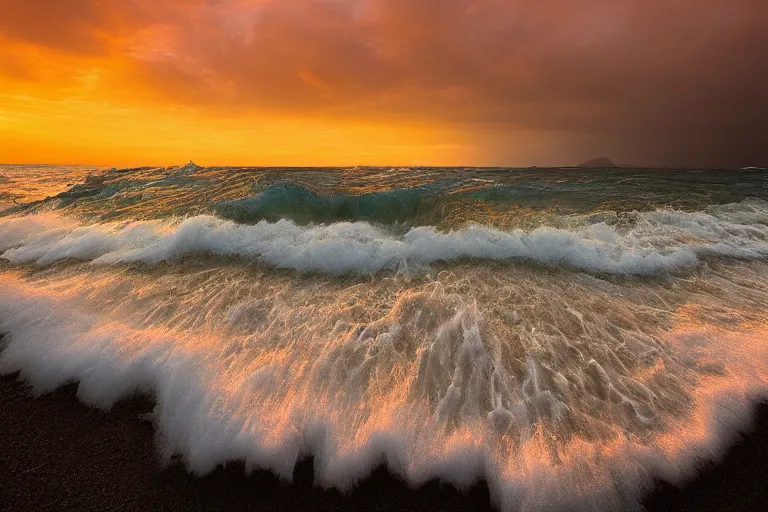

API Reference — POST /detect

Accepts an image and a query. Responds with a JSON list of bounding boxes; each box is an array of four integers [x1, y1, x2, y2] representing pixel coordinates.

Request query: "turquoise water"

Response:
[[3, 164, 766, 228]]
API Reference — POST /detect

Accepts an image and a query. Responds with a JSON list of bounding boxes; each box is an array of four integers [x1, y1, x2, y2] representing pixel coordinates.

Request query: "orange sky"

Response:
[[0, 0, 766, 167]]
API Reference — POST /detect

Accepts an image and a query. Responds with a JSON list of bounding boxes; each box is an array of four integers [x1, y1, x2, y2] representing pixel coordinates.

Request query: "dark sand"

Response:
[[1, 372, 767, 512]]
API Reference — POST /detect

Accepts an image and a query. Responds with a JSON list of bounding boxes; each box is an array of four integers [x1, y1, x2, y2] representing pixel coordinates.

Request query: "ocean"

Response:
[[1, 163, 767, 511]]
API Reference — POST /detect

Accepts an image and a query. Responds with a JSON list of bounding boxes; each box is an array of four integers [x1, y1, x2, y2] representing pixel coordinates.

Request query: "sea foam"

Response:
[[1, 199, 767, 275], [2, 199, 768, 511], [1, 260, 767, 511]]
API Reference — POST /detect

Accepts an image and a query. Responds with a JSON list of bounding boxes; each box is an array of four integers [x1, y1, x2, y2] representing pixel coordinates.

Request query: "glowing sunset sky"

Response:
[[0, 0, 766, 167]]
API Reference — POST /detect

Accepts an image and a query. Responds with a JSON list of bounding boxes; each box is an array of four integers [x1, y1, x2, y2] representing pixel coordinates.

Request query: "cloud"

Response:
[[1, 0, 766, 166], [0, 0, 116, 54]]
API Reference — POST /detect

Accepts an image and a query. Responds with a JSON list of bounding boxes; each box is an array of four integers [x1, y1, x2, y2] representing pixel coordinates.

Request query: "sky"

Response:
[[0, 0, 766, 167]]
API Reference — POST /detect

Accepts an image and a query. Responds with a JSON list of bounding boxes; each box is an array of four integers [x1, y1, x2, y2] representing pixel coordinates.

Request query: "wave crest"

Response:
[[1, 200, 767, 275]]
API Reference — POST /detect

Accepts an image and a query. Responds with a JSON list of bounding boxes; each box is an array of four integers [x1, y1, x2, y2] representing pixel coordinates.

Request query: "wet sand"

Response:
[[1, 372, 767, 512]]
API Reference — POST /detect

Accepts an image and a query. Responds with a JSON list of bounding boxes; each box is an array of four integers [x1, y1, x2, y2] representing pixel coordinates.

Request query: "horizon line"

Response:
[[2, 162, 764, 171]]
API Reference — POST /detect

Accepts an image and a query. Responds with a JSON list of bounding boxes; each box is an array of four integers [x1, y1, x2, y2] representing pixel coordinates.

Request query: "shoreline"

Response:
[[1, 373, 767, 511], [1, 373, 494, 512]]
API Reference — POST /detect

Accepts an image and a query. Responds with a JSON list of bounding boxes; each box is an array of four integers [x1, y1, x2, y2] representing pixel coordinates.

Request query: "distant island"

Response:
[[578, 157, 618, 168]]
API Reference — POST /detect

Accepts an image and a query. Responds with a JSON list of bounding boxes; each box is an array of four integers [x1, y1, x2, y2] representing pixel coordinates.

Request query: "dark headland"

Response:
[[2, 371, 768, 511]]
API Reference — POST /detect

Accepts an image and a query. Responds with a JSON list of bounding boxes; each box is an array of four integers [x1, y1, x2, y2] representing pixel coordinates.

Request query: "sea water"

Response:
[[1, 163, 767, 510]]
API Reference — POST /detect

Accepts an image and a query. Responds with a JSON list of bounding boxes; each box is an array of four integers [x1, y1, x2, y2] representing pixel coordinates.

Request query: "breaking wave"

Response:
[[1, 199, 767, 276], [215, 183, 437, 224]]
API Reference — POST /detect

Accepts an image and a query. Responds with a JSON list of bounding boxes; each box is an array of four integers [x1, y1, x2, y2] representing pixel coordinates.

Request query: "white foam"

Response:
[[1, 256, 767, 511], [1, 199, 768, 275]]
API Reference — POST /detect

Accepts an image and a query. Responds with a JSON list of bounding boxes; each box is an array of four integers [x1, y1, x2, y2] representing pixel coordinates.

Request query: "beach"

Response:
[[1, 372, 496, 511], [2, 372, 768, 511]]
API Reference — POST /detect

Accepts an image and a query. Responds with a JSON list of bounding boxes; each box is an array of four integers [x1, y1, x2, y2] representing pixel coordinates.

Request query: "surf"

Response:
[[1, 198, 767, 276], [2, 164, 768, 511]]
